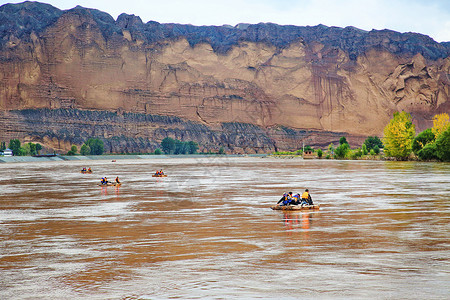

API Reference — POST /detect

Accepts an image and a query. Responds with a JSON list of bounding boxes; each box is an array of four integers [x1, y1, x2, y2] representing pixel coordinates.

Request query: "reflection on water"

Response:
[[0, 158, 449, 299]]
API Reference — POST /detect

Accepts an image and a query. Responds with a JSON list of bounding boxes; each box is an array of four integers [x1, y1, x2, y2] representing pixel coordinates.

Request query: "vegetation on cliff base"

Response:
[[434, 127, 450, 161], [1, 139, 42, 156], [412, 113, 450, 162], [84, 138, 104, 155], [383, 111, 416, 160], [67, 145, 78, 156], [161, 137, 199, 154], [364, 136, 383, 152]]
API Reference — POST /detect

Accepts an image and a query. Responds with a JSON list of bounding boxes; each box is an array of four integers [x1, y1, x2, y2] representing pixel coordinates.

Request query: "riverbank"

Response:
[[0, 154, 267, 163]]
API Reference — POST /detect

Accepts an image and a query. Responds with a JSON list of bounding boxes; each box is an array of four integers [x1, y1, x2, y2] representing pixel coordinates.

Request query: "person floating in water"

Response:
[[82, 167, 87, 172], [88, 167, 92, 173], [301, 189, 313, 205], [100, 177, 109, 185], [115, 176, 120, 184]]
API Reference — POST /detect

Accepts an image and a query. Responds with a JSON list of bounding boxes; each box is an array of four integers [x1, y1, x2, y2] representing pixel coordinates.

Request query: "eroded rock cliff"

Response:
[[0, 2, 448, 153]]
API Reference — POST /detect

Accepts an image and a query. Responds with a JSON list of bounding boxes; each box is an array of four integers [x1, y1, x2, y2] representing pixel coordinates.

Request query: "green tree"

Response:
[[412, 128, 435, 155], [17, 147, 27, 156], [0, 142, 5, 151], [35, 143, 42, 154], [8, 139, 21, 156], [174, 140, 188, 154], [161, 137, 176, 154], [85, 138, 104, 155], [28, 143, 37, 156], [417, 143, 438, 161], [80, 144, 91, 155], [187, 141, 199, 154], [364, 136, 383, 150], [383, 111, 416, 160], [154, 148, 162, 155], [22, 143, 31, 156], [361, 144, 368, 155], [67, 145, 78, 156], [317, 149, 323, 158], [373, 145, 380, 155], [218, 146, 225, 154], [435, 126, 450, 162], [334, 143, 350, 159], [339, 136, 348, 145]]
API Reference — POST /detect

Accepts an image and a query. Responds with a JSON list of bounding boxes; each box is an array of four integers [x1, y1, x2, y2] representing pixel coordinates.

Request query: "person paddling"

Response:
[[277, 193, 288, 205]]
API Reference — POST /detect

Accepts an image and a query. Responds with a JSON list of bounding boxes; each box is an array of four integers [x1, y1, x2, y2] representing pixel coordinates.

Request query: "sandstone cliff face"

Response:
[[0, 2, 448, 153]]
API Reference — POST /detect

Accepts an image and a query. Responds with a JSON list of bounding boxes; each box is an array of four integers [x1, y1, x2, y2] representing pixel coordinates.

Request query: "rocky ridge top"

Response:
[[1, 1, 449, 60]]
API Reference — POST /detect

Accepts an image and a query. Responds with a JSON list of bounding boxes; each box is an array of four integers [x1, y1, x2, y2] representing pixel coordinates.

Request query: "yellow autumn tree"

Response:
[[383, 111, 416, 160], [432, 113, 450, 138]]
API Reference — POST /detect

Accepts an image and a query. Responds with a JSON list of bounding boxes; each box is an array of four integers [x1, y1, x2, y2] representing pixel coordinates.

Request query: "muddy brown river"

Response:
[[0, 157, 449, 299]]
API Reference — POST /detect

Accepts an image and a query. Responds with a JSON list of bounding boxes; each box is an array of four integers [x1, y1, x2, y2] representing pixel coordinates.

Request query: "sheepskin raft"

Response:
[[271, 204, 320, 211]]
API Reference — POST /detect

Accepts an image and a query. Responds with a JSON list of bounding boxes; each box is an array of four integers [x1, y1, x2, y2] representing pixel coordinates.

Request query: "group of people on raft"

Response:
[[81, 167, 92, 173], [277, 189, 313, 206], [154, 170, 165, 176], [100, 176, 120, 185]]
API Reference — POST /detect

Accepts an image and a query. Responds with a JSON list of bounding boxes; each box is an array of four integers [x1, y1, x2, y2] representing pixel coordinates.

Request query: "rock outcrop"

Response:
[[0, 2, 448, 153]]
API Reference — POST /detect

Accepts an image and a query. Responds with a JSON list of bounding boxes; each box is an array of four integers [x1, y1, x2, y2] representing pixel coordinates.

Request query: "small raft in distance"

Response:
[[271, 204, 320, 211], [98, 183, 121, 187], [152, 174, 167, 177]]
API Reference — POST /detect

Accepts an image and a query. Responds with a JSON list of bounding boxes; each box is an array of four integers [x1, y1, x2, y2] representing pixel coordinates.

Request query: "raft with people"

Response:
[[271, 204, 320, 211], [272, 189, 318, 210], [80, 167, 92, 174], [98, 176, 121, 186], [152, 170, 166, 177], [98, 182, 121, 187]]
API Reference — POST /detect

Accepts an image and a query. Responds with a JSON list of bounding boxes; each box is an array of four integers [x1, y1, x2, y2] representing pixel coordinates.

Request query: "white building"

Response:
[[2, 148, 13, 156]]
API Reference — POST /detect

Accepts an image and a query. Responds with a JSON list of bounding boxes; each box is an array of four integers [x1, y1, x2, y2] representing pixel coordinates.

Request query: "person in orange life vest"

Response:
[[301, 189, 313, 205]]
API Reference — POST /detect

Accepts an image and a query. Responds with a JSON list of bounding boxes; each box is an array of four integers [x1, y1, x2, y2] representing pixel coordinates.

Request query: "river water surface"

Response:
[[0, 157, 449, 299]]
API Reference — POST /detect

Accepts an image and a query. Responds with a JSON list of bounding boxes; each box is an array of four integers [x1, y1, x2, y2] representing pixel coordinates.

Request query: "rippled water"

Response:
[[0, 157, 449, 299]]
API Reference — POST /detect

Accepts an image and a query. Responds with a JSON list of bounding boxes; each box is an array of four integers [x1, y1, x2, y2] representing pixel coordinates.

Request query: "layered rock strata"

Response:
[[0, 2, 448, 152]]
